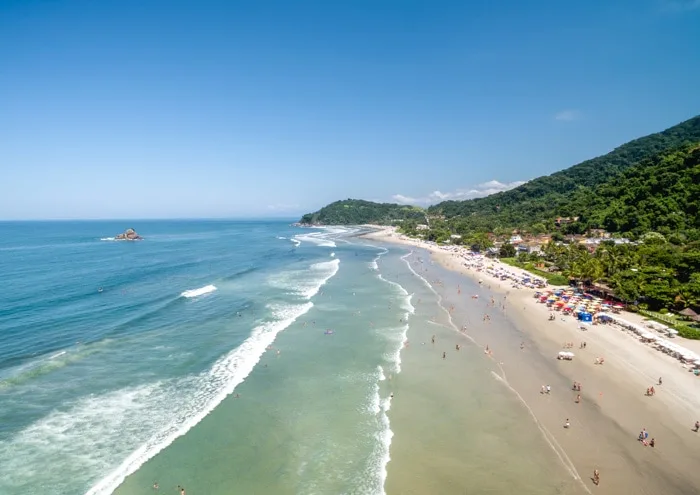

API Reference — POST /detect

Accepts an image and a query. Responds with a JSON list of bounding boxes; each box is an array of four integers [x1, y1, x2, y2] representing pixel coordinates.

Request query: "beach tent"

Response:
[[578, 312, 593, 323]]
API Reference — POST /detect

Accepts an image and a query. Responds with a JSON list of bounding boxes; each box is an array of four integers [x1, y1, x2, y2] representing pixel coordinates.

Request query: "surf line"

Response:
[[400, 251, 591, 494]]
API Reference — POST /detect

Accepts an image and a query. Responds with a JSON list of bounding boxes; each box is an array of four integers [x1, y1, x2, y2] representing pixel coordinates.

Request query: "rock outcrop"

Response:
[[115, 228, 143, 241]]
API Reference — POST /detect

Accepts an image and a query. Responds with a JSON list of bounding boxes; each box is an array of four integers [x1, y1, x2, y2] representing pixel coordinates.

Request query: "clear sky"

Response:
[[2, 0, 699, 220]]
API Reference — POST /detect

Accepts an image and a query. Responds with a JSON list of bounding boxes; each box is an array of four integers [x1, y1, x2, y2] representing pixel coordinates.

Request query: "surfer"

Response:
[[152, 482, 159, 490], [97, 287, 103, 293]]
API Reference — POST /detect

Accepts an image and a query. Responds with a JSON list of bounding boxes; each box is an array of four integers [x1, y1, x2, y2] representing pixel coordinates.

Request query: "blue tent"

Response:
[[578, 312, 592, 322]]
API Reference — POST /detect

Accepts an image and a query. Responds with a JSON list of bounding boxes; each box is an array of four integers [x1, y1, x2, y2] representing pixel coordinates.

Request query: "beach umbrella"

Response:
[[679, 307, 698, 317]]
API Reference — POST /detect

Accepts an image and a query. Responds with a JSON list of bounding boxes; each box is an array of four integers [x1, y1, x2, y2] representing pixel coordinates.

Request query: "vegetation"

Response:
[[515, 239, 700, 312], [637, 310, 700, 340], [500, 258, 569, 286], [299, 199, 425, 226], [301, 116, 700, 330], [428, 115, 700, 238]]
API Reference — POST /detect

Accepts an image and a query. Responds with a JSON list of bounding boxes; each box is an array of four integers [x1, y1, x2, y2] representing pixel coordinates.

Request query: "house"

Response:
[[555, 216, 579, 227], [518, 242, 544, 255], [416, 224, 430, 231], [509, 234, 523, 244]]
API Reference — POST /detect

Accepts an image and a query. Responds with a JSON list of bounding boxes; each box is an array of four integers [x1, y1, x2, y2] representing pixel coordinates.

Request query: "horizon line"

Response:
[[0, 216, 301, 222]]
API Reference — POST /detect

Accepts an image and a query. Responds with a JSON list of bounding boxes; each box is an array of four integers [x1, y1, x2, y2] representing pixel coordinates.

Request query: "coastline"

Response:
[[363, 227, 700, 494]]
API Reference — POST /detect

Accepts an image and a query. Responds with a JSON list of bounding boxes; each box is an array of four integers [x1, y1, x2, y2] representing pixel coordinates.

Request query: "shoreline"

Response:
[[363, 227, 700, 494]]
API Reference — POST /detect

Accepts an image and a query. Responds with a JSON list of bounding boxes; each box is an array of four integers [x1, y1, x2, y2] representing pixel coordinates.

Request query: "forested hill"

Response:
[[299, 199, 425, 225], [429, 115, 700, 231], [560, 144, 700, 239]]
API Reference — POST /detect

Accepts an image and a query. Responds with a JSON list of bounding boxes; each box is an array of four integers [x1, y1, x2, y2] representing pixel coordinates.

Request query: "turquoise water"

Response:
[[0, 221, 412, 494], [0, 221, 585, 495]]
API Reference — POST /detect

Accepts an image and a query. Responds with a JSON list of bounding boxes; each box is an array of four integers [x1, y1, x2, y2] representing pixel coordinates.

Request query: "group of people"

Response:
[[638, 428, 655, 447]]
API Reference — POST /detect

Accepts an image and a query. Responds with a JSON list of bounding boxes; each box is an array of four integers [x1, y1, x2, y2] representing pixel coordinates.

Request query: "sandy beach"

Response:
[[363, 227, 700, 495]]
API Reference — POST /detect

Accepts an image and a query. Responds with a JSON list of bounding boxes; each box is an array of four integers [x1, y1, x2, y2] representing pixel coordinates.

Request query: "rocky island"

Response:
[[114, 228, 143, 241]]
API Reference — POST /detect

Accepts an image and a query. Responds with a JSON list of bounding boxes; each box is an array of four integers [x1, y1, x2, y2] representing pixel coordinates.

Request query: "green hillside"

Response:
[[429, 115, 700, 235], [299, 199, 425, 225], [559, 144, 700, 240]]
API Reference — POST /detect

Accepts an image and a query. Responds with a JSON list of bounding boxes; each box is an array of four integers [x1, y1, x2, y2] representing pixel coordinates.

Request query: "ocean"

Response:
[[0, 221, 583, 495]]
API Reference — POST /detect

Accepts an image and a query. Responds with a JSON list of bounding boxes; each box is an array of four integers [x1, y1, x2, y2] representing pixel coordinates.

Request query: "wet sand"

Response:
[[364, 230, 700, 495]]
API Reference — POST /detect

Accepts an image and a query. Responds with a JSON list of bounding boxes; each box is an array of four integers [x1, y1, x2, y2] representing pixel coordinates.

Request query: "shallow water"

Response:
[[1, 223, 588, 494]]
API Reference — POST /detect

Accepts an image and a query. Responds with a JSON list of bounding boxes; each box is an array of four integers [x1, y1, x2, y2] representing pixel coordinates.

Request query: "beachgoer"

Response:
[[443, 351, 446, 359], [564, 418, 570, 428], [593, 469, 600, 485], [658, 377, 663, 385], [153, 482, 159, 490], [650, 438, 655, 448], [576, 394, 581, 404], [546, 385, 551, 394], [541, 385, 546, 394], [694, 421, 699, 432], [432, 335, 435, 344]]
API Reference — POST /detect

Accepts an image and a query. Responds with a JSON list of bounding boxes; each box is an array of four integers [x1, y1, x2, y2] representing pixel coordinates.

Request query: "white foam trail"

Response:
[[99, 237, 117, 241], [375, 386, 394, 494], [269, 259, 340, 300], [82, 301, 313, 495], [180, 284, 217, 298], [369, 383, 381, 415], [377, 365, 386, 381], [291, 239, 301, 247], [276, 236, 287, 240], [294, 233, 337, 248]]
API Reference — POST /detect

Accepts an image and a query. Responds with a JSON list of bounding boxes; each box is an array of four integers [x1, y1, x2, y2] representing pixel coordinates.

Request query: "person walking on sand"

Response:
[[694, 421, 699, 432], [658, 376, 663, 385], [576, 394, 581, 404], [432, 335, 435, 344], [593, 469, 600, 485], [564, 418, 570, 428], [443, 351, 446, 359]]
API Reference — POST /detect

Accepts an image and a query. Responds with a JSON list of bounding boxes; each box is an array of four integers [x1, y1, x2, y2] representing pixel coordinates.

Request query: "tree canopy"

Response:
[[428, 115, 700, 237], [299, 199, 426, 225]]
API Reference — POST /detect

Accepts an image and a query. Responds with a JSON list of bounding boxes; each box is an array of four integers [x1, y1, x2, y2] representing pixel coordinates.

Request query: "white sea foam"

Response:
[[99, 237, 116, 241], [291, 238, 301, 247], [368, 366, 394, 495], [377, 365, 386, 381], [294, 232, 337, 248], [180, 284, 217, 298], [0, 301, 314, 495], [330, 252, 335, 257], [80, 301, 313, 495], [268, 259, 340, 300]]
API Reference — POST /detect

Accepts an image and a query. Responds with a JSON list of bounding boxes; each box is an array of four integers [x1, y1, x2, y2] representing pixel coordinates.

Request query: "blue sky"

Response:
[[1, 0, 699, 220]]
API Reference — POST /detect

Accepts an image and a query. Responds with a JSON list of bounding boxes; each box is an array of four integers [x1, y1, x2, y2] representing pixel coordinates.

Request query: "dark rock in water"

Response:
[[114, 228, 143, 241]]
